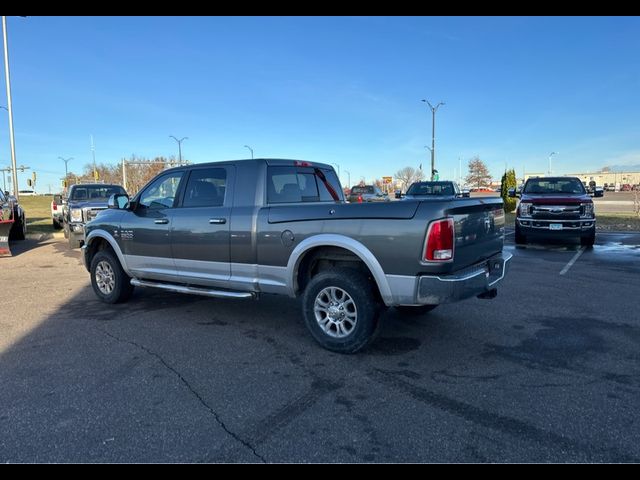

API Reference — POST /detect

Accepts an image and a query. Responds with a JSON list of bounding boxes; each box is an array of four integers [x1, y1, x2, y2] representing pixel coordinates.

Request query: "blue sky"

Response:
[[1, 16, 639, 192]]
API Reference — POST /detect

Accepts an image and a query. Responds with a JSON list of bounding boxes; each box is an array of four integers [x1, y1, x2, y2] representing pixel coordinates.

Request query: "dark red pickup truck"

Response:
[[509, 176, 596, 247]]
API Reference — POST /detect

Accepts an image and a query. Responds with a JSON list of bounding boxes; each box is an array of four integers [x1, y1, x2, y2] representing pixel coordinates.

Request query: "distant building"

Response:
[[522, 171, 640, 186]]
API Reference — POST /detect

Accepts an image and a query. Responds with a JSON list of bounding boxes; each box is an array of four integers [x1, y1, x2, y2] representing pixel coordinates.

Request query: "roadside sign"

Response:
[[382, 176, 393, 185]]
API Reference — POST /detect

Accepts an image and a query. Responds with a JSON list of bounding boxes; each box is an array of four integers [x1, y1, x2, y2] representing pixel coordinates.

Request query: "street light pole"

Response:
[[244, 145, 254, 159], [59, 157, 72, 189], [422, 99, 445, 181], [331, 163, 341, 183], [344, 170, 351, 189], [548, 151, 558, 176], [2, 17, 19, 200], [169, 135, 188, 166]]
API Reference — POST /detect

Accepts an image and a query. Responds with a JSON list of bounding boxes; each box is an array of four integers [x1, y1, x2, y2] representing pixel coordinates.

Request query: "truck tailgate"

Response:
[[446, 198, 505, 270]]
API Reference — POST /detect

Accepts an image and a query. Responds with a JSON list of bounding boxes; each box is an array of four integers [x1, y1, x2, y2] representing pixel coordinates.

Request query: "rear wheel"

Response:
[[395, 305, 438, 316], [52, 218, 62, 230], [10, 214, 26, 241], [90, 249, 134, 304], [302, 268, 382, 353]]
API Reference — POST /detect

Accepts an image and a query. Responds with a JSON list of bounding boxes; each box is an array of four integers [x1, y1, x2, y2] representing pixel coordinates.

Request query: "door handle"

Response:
[[209, 218, 227, 224], [154, 218, 169, 224]]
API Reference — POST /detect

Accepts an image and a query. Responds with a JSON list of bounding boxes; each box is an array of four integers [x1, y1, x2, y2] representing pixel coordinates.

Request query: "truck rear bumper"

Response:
[[417, 252, 512, 305], [386, 252, 512, 306]]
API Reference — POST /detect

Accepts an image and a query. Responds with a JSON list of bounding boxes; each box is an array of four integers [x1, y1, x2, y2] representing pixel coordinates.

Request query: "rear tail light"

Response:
[[424, 218, 454, 262], [358, 195, 363, 203], [52, 202, 58, 210]]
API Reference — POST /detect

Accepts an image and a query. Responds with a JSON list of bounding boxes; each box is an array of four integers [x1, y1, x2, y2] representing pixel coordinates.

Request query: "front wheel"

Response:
[[90, 250, 134, 304], [302, 268, 382, 354], [581, 230, 596, 247], [514, 224, 526, 245]]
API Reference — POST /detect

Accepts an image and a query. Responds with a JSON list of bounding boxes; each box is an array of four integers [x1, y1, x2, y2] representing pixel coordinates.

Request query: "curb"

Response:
[[25, 232, 65, 241]]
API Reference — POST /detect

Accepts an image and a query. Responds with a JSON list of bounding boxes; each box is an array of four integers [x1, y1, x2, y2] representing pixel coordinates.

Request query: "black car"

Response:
[[63, 183, 127, 249], [509, 176, 596, 246]]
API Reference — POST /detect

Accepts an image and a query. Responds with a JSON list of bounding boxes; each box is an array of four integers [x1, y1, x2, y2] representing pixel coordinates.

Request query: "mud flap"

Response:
[[0, 219, 14, 257]]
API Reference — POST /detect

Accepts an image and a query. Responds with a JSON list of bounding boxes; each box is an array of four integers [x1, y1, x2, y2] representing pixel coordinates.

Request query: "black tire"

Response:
[[581, 230, 596, 247], [302, 268, 382, 354], [10, 214, 26, 241], [514, 224, 526, 245], [63, 223, 69, 239], [90, 249, 134, 304], [395, 305, 438, 316], [52, 218, 62, 230]]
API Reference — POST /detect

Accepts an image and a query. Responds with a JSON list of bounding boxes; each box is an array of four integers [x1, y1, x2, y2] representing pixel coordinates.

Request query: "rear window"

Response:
[[351, 186, 374, 194], [71, 185, 126, 201], [267, 167, 342, 204], [407, 182, 454, 196], [524, 178, 585, 195]]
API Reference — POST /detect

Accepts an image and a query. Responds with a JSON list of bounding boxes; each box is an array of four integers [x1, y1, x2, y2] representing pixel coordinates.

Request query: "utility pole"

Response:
[[422, 99, 445, 181], [2, 17, 19, 200], [169, 135, 188, 166]]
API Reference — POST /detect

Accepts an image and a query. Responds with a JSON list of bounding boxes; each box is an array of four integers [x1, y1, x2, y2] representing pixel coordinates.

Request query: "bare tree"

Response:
[[465, 156, 492, 189], [394, 166, 424, 192]]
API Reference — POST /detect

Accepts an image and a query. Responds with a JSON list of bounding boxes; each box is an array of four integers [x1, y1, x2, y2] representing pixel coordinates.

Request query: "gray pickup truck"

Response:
[[82, 159, 511, 353]]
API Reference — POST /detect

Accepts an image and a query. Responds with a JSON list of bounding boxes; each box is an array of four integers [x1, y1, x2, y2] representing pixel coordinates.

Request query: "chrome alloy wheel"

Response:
[[95, 260, 116, 295], [313, 286, 358, 338]]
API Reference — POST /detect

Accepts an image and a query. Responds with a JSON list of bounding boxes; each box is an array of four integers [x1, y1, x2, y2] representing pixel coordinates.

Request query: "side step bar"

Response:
[[130, 279, 256, 299]]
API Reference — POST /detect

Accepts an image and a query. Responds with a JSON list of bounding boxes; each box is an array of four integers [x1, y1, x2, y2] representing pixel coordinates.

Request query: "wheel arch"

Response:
[[287, 234, 393, 306], [85, 229, 131, 275]]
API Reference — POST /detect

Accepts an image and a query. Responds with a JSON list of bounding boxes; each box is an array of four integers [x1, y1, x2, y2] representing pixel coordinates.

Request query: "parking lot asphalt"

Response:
[[1, 232, 639, 463]]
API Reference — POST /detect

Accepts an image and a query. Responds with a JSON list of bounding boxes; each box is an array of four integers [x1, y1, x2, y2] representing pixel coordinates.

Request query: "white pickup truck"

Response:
[[51, 194, 64, 229]]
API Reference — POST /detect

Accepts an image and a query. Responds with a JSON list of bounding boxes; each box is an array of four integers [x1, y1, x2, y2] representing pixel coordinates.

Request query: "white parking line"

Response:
[[559, 246, 586, 275]]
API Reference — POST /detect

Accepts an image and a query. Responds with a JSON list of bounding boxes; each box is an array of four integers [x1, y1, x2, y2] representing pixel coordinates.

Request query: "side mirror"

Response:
[[508, 188, 517, 198], [108, 193, 129, 209]]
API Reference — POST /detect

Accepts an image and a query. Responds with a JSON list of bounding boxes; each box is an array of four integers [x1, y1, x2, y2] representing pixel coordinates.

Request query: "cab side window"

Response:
[[138, 172, 184, 210], [182, 168, 227, 208]]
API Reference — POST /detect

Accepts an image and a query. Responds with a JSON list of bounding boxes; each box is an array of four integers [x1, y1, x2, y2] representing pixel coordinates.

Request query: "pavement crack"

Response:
[[99, 328, 267, 463]]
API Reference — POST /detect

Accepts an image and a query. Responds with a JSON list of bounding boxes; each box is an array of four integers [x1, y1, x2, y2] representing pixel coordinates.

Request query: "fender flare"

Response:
[[85, 229, 131, 276], [286, 234, 393, 306]]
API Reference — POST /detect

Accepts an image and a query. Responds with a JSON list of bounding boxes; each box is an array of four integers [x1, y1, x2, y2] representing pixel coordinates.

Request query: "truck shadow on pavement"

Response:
[[1, 239, 639, 462]]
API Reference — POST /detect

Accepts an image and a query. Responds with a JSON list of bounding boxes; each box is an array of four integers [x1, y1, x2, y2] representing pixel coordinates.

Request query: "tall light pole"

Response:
[[344, 170, 351, 189], [244, 145, 254, 159], [59, 157, 72, 187], [331, 163, 341, 183], [2, 17, 19, 200], [548, 151, 558, 176], [422, 99, 445, 181], [169, 135, 188, 166]]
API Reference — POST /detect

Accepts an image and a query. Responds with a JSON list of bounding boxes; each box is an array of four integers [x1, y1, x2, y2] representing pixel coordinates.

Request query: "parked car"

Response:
[[621, 184, 632, 192], [63, 183, 127, 249], [509, 176, 596, 246], [0, 189, 26, 256], [82, 159, 511, 353], [347, 185, 390, 203], [402, 181, 469, 200]]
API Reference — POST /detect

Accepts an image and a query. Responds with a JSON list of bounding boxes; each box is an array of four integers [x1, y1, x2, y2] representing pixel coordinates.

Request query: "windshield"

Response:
[[523, 178, 585, 195], [407, 182, 455, 196], [71, 185, 126, 201]]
